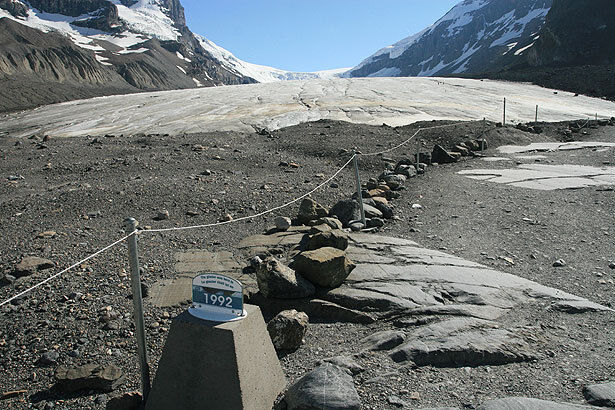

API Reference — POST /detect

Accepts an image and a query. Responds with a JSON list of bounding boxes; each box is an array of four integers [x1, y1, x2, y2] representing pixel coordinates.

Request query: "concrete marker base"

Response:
[[146, 304, 286, 410]]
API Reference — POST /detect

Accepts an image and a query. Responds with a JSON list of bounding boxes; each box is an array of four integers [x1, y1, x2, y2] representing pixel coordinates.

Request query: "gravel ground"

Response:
[[0, 118, 613, 409]]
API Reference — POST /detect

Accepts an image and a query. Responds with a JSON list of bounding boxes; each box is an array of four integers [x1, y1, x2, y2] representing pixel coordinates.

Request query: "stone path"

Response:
[[2, 77, 614, 138]]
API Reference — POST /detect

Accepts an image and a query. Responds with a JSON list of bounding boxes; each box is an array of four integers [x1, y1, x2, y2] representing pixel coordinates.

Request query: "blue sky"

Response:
[[182, 1, 460, 72]]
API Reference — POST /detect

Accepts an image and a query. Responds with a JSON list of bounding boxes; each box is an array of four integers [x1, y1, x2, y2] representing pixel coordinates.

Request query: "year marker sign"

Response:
[[189, 274, 246, 322]]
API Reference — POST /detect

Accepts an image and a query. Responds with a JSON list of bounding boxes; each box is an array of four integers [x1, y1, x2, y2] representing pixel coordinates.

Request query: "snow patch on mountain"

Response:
[[489, 7, 549, 47], [349, 0, 552, 78]]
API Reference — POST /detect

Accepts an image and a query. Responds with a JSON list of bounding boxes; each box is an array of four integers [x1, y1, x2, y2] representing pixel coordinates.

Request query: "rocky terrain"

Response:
[[0, 116, 614, 408]]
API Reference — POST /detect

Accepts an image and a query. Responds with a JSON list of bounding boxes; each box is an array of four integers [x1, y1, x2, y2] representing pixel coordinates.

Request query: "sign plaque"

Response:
[[188, 273, 246, 322]]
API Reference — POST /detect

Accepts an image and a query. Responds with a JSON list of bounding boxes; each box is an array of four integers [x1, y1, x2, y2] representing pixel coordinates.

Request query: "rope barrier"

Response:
[[0, 113, 504, 308], [143, 154, 357, 233], [0, 231, 137, 308]]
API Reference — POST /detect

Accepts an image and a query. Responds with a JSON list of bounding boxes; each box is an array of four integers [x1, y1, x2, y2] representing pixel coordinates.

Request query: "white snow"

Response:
[[514, 42, 535, 56], [367, 67, 402, 77], [109, 0, 180, 41], [352, 0, 551, 77], [193, 78, 203, 87], [490, 8, 550, 47], [176, 65, 186, 74], [176, 51, 191, 62]]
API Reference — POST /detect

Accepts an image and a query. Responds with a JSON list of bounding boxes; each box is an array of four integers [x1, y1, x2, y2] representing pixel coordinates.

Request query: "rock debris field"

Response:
[[0, 80, 615, 409]]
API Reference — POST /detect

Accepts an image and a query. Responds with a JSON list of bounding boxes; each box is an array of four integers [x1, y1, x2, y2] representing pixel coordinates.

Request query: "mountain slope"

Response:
[[0, 0, 261, 112], [477, 0, 615, 100], [346, 0, 552, 78]]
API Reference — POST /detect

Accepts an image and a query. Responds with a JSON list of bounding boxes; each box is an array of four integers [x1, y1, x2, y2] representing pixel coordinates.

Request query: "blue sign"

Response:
[[189, 274, 246, 322]]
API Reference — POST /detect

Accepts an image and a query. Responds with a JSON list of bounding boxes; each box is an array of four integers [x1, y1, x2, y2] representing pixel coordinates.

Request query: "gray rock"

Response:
[[609, 262, 615, 269], [106, 391, 142, 410], [284, 363, 361, 410], [381, 174, 407, 190], [38, 350, 59, 366], [267, 309, 309, 350], [476, 397, 594, 409], [362, 203, 383, 219], [366, 218, 385, 228], [55, 364, 125, 392], [583, 381, 615, 407], [306, 230, 349, 251], [362, 330, 406, 351], [14, 256, 55, 277], [432, 145, 457, 164], [553, 259, 567, 267], [321, 356, 364, 375], [297, 198, 328, 225], [396, 164, 417, 178], [329, 199, 361, 227], [306, 299, 375, 324], [349, 222, 365, 232], [371, 201, 393, 219], [256, 257, 315, 299], [308, 224, 333, 235], [155, 209, 169, 221], [390, 328, 538, 367], [551, 300, 611, 313], [293, 247, 356, 288], [311, 217, 343, 230], [275, 216, 292, 231]]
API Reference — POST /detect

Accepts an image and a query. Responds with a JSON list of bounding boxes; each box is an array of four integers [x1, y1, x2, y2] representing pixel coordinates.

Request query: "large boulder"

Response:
[[55, 364, 125, 393], [14, 256, 55, 277], [293, 247, 356, 288], [267, 309, 309, 350], [297, 198, 328, 225], [284, 363, 361, 410], [256, 257, 315, 299], [432, 144, 458, 164], [329, 200, 361, 227], [305, 230, 349, 251]]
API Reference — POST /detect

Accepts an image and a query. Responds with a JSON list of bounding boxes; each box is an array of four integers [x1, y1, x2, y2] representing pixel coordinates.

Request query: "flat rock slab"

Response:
[[498, 142, 615, 154], [2, 78, 614, 138], [458, 164, 615, 190], [476, 397, 598, 409], [234, 231, 611, 322], [583, 382, 615, 407]]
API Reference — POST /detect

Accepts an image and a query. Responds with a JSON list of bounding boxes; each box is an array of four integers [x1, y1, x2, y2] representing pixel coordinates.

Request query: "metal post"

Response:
[[535, 105, 538, 123], [415, 141, 420, 168], [352, 154, 366, 227], [503, 98, 506, 125], [125, 218, 151, 403]]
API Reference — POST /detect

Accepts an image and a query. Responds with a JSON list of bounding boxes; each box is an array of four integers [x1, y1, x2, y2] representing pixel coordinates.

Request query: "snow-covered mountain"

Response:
[[346, 0, 552, 78], [0, 0, 342, 112]]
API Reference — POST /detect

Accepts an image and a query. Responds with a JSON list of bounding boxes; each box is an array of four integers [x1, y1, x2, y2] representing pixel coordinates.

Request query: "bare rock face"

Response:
[[55, 364, 125, 392], [297, 198, 329, 225], [256, 257, 315, 299], [293, 247, 356, 288], [0, 0, 28, 17], [284, 363, 361, 410], [267, 309, 309, 351], [476, 397, 596, 409]]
